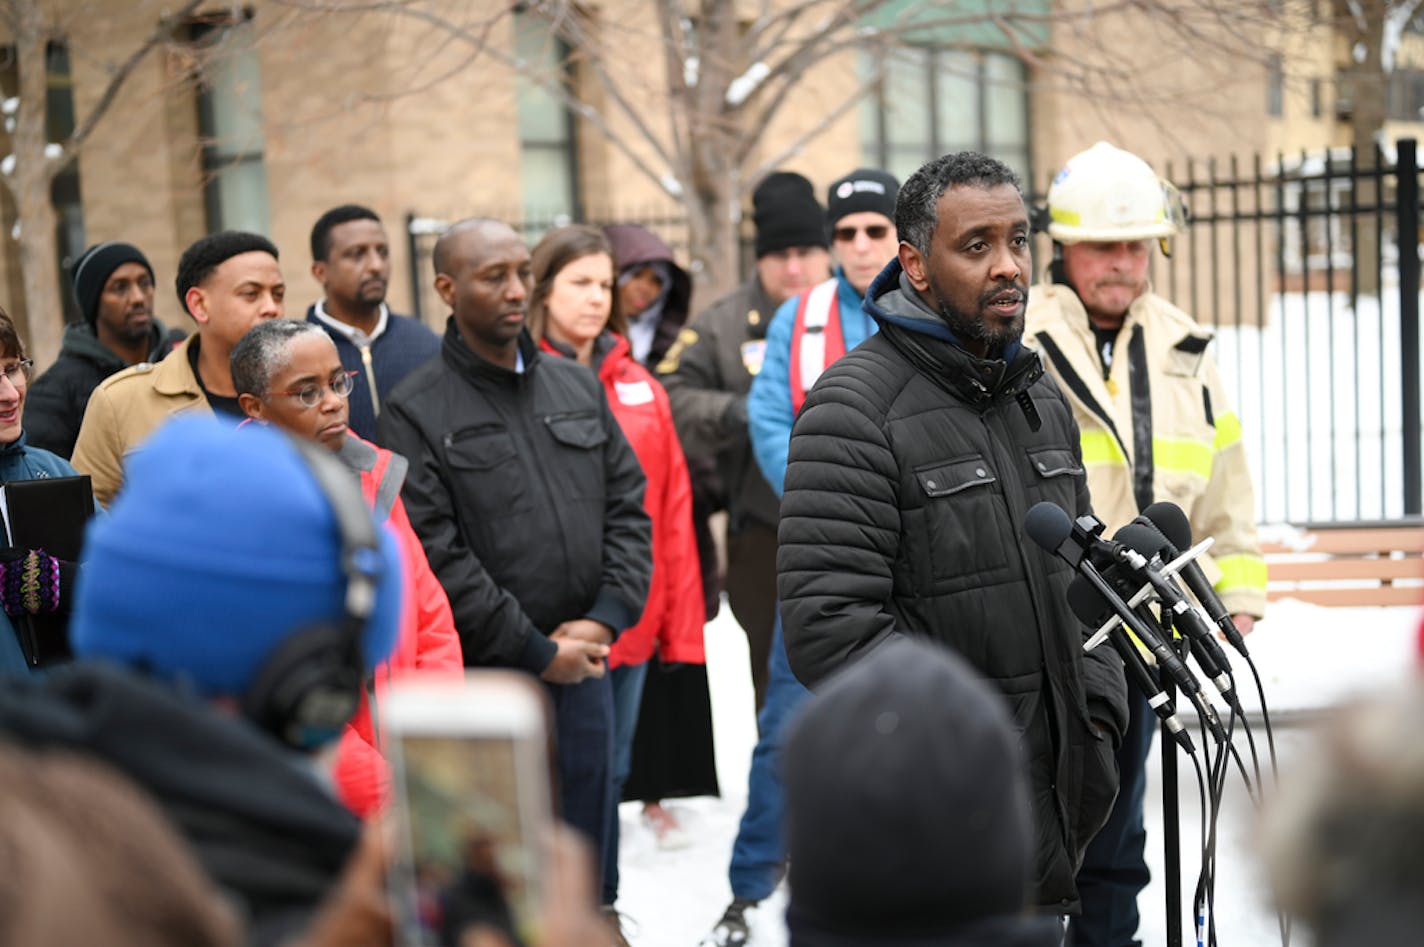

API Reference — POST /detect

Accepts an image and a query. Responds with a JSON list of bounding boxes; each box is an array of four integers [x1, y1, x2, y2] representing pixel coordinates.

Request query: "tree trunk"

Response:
[[8, 5, 63, 367], [683, 181, 740, 307], [679, 0, 743, 307]]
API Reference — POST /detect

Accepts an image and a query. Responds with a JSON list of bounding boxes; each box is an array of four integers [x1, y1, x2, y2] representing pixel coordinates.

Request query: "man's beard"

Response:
[[929, 278, 1027, 358], [115, 313, 152, 346]]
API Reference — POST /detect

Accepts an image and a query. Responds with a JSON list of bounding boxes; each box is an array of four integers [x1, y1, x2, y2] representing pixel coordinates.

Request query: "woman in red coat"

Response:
[[529, 225, 713, 909], [232, 320, 464, 817]]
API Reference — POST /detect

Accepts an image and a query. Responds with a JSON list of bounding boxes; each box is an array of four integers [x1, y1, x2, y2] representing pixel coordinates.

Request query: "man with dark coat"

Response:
[[778, 152, 1128, 916], [377, 217, 653, 913], [656, 171, 830, 711], [306, 205, 440, 442], [27, 242, 185, 458]]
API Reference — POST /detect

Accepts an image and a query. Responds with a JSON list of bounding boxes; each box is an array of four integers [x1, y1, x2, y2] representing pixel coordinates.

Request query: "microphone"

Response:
[[1141, 502, 1250, 656], [1067, 576, 1195, 754], [1112, 523, 1243, 715], [1024, 502, 1202, 700]]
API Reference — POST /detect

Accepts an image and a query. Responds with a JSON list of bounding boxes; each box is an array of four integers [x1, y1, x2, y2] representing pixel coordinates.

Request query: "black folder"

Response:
[[0, 475, 95, 665]]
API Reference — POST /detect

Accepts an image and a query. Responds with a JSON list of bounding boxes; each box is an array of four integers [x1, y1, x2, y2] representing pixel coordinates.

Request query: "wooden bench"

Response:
[[1262, 520, 1424, 607]]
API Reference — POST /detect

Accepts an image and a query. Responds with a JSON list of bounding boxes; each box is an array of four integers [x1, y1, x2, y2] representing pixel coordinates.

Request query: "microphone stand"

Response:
[[1157, 607, 1184, 947]]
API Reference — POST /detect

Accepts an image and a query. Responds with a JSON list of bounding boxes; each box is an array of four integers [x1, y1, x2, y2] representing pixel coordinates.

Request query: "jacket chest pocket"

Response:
[[443, 426, 528, 517], [1024, 445, 1083, 515], [543, 411, 608, 501], [913, 453, 1010, 588]]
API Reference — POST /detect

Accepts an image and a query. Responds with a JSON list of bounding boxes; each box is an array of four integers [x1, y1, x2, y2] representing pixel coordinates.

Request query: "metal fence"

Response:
[[409, 140, 1424, 526], [1162, 139, 1418, 524]]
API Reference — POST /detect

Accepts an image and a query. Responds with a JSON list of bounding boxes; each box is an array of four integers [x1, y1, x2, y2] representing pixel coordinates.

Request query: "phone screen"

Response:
[[387, 677, 550, 947]]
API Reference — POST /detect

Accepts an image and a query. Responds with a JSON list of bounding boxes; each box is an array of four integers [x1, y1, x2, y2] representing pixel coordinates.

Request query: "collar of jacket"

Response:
[[746, 277, 780, 341], [540, 329, 627, 376], [151, 334, 204, 398], [58, 319, 180, 370], [0, 430, 28, 458], [864, 259, 1040, 406], [440, 317, 540, 382], [336, 433, 406, 520], [1033, 281, 1209, 351]]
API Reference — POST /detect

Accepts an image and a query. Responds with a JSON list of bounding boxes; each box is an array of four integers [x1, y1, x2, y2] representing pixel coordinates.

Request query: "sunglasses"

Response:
[[833, 224, 891, 243]]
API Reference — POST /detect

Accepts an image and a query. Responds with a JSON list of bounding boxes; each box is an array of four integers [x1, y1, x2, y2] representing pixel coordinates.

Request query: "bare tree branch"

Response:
[[57, 0, 207, 170], [745, 68, 887, 185]]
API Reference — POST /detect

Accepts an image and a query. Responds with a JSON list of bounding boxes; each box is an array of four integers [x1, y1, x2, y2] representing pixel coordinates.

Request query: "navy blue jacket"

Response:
[[305, 305, 440, 442]]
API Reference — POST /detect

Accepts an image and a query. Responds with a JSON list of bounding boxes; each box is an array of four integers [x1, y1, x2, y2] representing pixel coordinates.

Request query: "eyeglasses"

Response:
[[269, 370, 357, 409], [833, 224, 891, 243], [0, 359, 33, 388]]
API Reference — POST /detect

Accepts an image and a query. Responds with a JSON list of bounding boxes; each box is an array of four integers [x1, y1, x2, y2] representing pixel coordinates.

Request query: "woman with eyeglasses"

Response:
[[528, 225, 715, 915], [0, 309, 84, 675], [231, 319, 464, 818]]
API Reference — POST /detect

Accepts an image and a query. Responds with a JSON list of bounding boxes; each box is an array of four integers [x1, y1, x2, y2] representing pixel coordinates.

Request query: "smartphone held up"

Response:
[[385, 671, 556, 947]]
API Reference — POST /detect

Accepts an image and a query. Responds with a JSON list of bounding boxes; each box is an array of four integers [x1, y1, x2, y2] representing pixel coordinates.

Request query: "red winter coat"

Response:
[[542, 333, 705, 668], [331, 435, 464, 817]]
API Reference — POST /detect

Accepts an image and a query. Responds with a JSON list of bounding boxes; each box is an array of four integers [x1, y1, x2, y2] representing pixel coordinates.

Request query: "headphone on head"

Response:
[[240, 435, 385, 751]]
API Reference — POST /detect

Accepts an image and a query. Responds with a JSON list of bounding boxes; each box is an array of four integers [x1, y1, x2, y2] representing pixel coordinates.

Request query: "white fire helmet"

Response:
[[1046, 141, 1185, 245]]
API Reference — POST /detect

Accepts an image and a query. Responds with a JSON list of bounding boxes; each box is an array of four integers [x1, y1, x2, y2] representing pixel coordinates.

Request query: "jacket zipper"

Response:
[[359, 343, 380, 419], [982, 404, 1073, 854]]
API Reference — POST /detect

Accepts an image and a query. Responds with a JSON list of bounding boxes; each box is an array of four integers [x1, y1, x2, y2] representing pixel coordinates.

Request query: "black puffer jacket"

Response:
[[378, 321, 652, 672], [26, 319, 186, 459], [778, 260, 1128, 914]]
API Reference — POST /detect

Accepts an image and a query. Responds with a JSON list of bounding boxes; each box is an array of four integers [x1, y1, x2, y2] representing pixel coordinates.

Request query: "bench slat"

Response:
[[1262, 528, 1424, 556], [1267, 558, 1424, 582]]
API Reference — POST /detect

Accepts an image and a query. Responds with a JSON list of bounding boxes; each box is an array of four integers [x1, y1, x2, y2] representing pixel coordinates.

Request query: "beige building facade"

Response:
[[0, 0, 1412, 363]]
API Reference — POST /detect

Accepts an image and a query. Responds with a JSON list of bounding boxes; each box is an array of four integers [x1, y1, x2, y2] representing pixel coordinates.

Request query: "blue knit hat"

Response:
[[71, 415, 402, 700]]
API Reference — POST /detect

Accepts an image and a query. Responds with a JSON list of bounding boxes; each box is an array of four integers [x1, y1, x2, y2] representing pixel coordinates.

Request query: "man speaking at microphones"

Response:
[[778, 152, 1128, 919], [1025, 142, 1266, 947]]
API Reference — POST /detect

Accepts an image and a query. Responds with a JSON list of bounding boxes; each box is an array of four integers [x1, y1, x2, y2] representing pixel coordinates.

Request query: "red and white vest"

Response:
[[789, 278, 847, 415]]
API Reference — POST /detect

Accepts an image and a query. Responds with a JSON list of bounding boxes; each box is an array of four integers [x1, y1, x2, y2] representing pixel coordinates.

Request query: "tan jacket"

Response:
[[71, 335, 211, 507], [1026, 283, 1266, 618]]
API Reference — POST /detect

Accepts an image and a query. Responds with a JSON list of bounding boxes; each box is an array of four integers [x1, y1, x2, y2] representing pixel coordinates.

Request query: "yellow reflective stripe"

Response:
[[1216, 553, 1268, 592], [1079, 430, 1125, 465], [1049, 206, 1081, 227], [1153, 436, 1213, 479], [1213, 411, 1242, 451]]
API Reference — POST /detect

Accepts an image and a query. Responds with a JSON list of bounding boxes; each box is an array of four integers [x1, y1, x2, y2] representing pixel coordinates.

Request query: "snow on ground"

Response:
[[615, 598, 1421, 946]]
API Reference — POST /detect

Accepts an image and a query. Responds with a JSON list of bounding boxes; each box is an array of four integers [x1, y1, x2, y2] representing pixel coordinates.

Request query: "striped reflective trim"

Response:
[[1213, 411, 1243, 451], [1216, 553, 1268, 591], [1050, 206, 1081, 227], [1080, 430, 1126, 465], [1153, 436, 1213, 479]]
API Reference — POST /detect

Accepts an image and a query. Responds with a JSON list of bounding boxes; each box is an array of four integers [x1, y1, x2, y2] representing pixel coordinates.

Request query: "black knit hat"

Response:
[[72, 242, 153, 328], [752, 172, 828, 258], [782, 637, 1049, 945], [826, 168, 900, 226]]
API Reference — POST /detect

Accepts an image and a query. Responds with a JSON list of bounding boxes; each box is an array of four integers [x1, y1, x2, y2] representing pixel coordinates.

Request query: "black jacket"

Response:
[[377, 320, 652, 672], [656, 277, 781, 534], [0, 663, 360, 946], [26, 319, 186, 458], [778, 260, 1128, 913]]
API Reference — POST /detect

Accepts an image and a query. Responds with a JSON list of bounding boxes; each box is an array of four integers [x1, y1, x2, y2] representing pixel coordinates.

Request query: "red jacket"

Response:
[[542, 333, 705, 667], [331, 435, 464, 817]]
